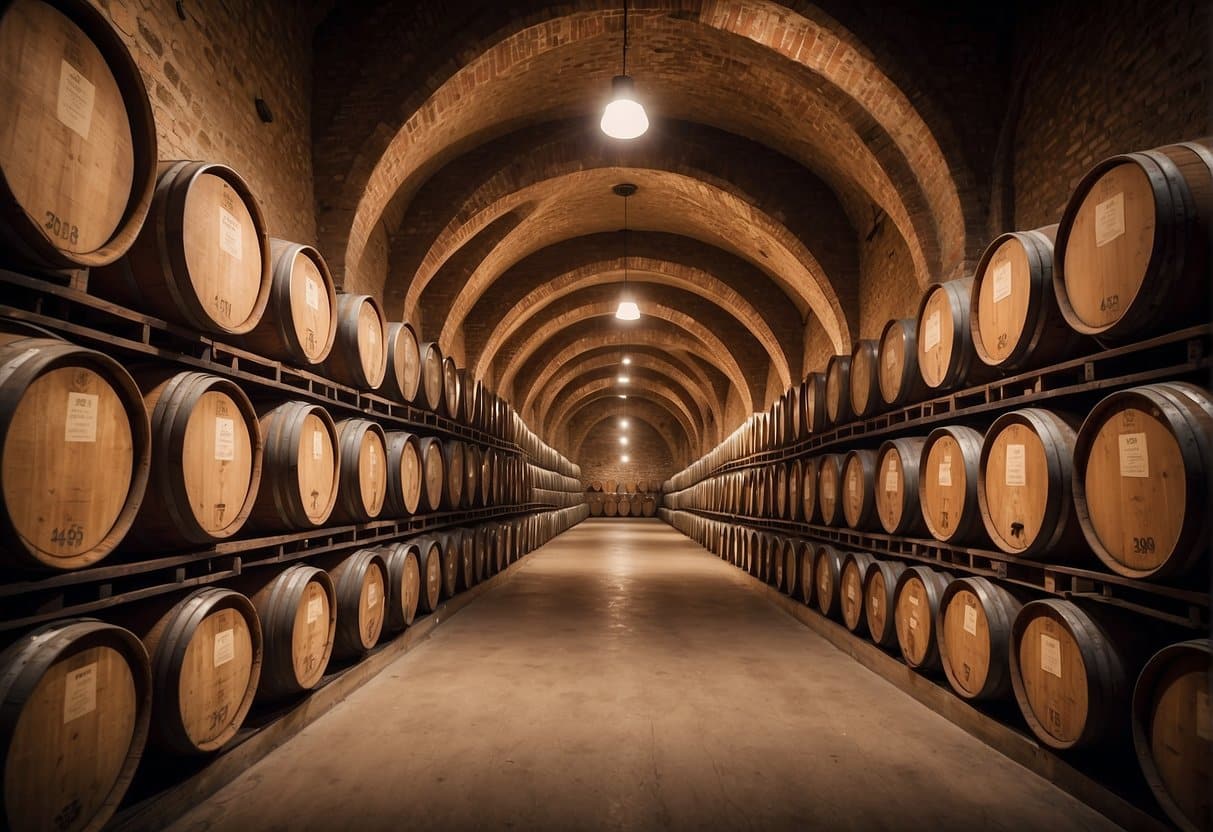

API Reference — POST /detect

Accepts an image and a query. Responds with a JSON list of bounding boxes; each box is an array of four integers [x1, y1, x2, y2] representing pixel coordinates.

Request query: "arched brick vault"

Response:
[[548, 377, 704, 450], [497, 304, 754, 414], [559, 388, 701, 458], [315, 2, 979, 296], [461, 233, 808, 382], [408, 166, 851, 355], [567, 403, 691, 468], [530, 350, 722, 437], [542, 365, 707, 441]]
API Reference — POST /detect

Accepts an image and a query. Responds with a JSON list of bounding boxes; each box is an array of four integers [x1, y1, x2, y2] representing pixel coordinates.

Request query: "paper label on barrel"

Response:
[[924, 311, 941, 351], [963, 604, 978, 636], [64, 392, 98, 443], [368, 442, 377, 472], [884, 347, 895, 369], [848, 476, 857, 495], [1040, 634, 1062, 677], [367, 582, 379, 608], [218, 207, 243, 260], [57, 61, 95, 139], [937, 460, 952, 487], [306, 595, 323, 624], [1118, 433, 1149, 478], [908, 614, 919, 631], [992, 260, 1013, 303], [213, 629, 235, 667], [214, 417, 235, 461], [846, 583, 856, 601], [885, 469, 899, 493], [62, 662, 97, 723], [304, 277, 321, 311], [1094, 192, 1125, 247], [1005, 444, 1026, 487], [907, 592, 920, 607], [312, 429, 323, 460], [1196, 691, 1211, 741]]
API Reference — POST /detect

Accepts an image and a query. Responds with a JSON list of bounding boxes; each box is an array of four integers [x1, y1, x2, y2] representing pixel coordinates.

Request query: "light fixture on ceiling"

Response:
[[619, 436, 629, 446], [621, 454, 630, 463], [614, 183, 640, 320], [617, 375, 630, 384], [600, 0, 648, 139], [619, 418, 629, 428], [621, 356, 632, 365], [618, 394, 628, 399]]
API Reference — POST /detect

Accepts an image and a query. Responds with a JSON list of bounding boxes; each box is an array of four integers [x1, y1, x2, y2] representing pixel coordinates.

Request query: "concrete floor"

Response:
[[168, 519, 1119, 832]]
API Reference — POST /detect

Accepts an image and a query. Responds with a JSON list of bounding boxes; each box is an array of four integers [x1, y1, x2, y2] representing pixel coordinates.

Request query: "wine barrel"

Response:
[[839, 551, 876, 633], [436, 532, 461, 599], [605, 478, 618, 495], [801, 372, 828, 434], [416, 341, 444, 413], [0, 335, 150, 570], [641, 496, 656, 517], [917, 278, 993, 391], [1132, 640, 1211, 832], [618, 495, 632, 516], [1074, 382, 1213, 580], [133, 587, 261, 754], [1010, 599, 1145, 750], [588, 496, 604, 516], [629, 494, 642, 516], [383, 431, 423, 517], [841, 449, 878, 530], [813, 544, 847, 619], [441, 439, 464, 510], [441, 357, 460, 419], [1053, 140, 1213, 343], [327, 548, 387, 659], [92, 161, 270, 335], [0, 0, 156, 270], [795, 539, 814, 604], [589, 480, 603, 492], [919, 425, 987, 545], [824, 353, 853, 425], [0, 619, 151, 832], [247, 564, 335, 701], [464, 443, 483, 508], [603, 495, 618, 516], [413, 536, 443, 613], [381, 322, 422, 404], [472, 525, 490, 582], [938, 577, 1025, 701], [417, 436, 445, 513], [331, 418, 387, 523], [875, 437, 928, 536], [246, 401, 338, 531], [458, 370, 479, 425], [817, 453, 844, 526], [893, 566, 952, 671], [864, 559, 907, 649], [239, 239, 336, 366], [877, 318, 928, 408], [801, 456, 821, 523], [128, 370, 261, 549], [781, 538, 798, 597], [378, 540, 420, 631], [978, 408, 1084, 558], [849, 339, 882, 419], [322, 294, 387, 390], [454, 529, 476, 590], [970, 226, 1082, 372]]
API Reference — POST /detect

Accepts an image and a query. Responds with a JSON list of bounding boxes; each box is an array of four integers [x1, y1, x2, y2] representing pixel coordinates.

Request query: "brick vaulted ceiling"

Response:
[[311, 0, 1003, 467]]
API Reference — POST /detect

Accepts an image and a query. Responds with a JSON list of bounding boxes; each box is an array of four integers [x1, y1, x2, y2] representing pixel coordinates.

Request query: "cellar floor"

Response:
[[167, 519, 1118, 832]]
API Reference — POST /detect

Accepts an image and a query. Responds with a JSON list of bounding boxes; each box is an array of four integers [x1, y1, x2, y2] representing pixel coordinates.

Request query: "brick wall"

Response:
[[858, 215, 922, 340], [90, 0, 317, 244], [575, 417, 676, 489]]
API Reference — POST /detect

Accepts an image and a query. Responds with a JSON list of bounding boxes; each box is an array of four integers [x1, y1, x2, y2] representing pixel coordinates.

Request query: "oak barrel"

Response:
[[970, 225, 1082, 371], [801, 372, 828, 434], [1053, 139, 1213, 342], [875, 437, 928, 536], [378, 540, 421, 631], [849, 339, 883, 419], [436, 531, 460, 599], [246, 401, 338, 531], [1073, 382, 1213, 580], [893, 566, 952, 671], [938, 577, 1025, 701], [417, 436, 445, 513], [247, 564, 335, 701], [322, 294, 387, 390], [919, 425, 987, 545], [128, 370, 262, 548], [441, 439, 465, 510], [796, 539, 815, 605], [464, 443, 483, 508], [383, 431, 423, 517], [1132, 640, 1211, 832], [414, 536, 443, 613], [878, 318, 928, 407], [816, 453, 844, 526], [441, 356, 460, 419], [801, 456, 821, 523], [239, 239, 336, 366], [0, 334, 150, 570], [380, 321, 422, 404], [326, 548, 387, 659], [782, 537, 799, 597], [978, 408, 1084, 558], [839, 551, 876, 633], [864, 559, 907, 649], [0, 618, 151, 832], [92, 161, 270, 335], [916, 278, 992, 391], [824, 353, 853, 425], [331, 418, 386, 523], [841, 449, 879, 530], [416, 341, 444, 413], [813, 544, 847, 619]]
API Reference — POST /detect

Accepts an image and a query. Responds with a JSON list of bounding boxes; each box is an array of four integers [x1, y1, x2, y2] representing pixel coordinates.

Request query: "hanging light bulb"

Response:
[[600, 1, 648, 140], [615, 299, 640, 320], [619, 418, 629, 428], [614, 183, 641, 320], [621, 356, 632, 365], [617, 374, 630, 384], [619, 436, 629, 446], [621, 454, 630, 463]]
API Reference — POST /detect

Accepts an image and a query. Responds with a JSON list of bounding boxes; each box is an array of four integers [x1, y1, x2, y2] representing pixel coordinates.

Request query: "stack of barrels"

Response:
[[0, 4, 587, 830], [659, 136, 1213, 832], [585, 479, 660, 517]]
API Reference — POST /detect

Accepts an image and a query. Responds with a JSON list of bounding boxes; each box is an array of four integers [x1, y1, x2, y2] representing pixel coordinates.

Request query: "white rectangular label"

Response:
[[306, 596, 323, 624], [367, 582, 379, 608], [218, 207, 243, 260], [1005, 443, 1026, 487], [213, 629, 235, 667], [1118, 432, 1149, 478], [1197, 690, 1211, 741], [846, 583, 856, 601], [369, 443, 377, 470], [64, 392, 98, 443], [992, 260, 1013, 303], [924, 311, 941, 351], [885, 469, 899, 493], [62, 662, 97, 723], [312, 429, 323, 460], [1040, 634, 1062, 678], [214, 417, 235, 461], [963, 604, 978, 636], [1095, 192, 1125, 247], [908, 593, 920, 607], [304, 277, 320, 310], [57, 60, 95, 139], [937, 461, 952, 487]]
